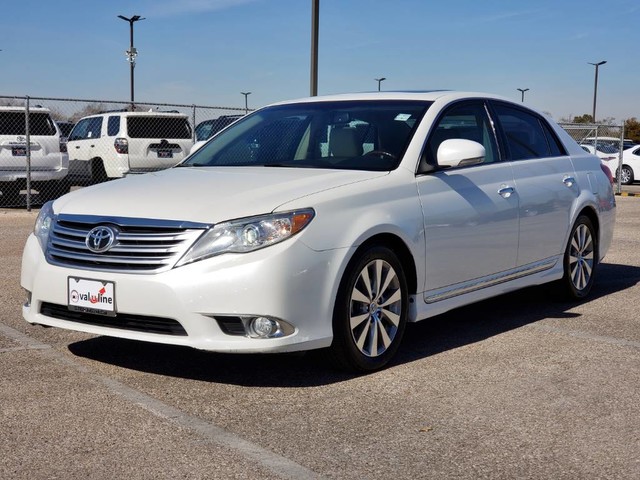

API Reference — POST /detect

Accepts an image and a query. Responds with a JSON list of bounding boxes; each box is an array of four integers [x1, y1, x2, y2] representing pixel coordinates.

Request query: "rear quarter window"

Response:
[[127, 116, 192, 139]]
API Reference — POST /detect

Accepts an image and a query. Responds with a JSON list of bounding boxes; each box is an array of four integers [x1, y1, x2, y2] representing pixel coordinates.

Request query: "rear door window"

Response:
[[107, 116, 120, 136], [492, 103, 566, 160]]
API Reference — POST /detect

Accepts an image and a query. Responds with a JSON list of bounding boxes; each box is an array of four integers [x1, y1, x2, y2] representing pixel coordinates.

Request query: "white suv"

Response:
[[66, 111, 194, 183], [0, 106, 69, 204]]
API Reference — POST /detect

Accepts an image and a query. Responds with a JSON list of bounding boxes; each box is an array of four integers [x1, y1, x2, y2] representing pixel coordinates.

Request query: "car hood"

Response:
[[54, 167, 388, 223]]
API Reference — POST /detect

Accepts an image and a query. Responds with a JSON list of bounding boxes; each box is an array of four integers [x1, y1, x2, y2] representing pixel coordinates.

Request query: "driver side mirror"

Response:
[[437, 139, 485, 168]]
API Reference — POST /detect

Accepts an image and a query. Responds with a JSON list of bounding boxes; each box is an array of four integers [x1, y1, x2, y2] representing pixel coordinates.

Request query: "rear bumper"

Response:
[[0, 167, 68, 182]]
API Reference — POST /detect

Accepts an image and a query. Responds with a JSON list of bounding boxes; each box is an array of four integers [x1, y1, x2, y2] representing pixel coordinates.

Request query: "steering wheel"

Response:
[[363, 150, 397, 160]]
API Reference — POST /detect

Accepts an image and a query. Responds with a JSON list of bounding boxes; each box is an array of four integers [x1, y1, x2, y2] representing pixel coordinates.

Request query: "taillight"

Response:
[[114, 138, 128, 154], [60, 140, 67, 153], [600, 164, 614, 184]]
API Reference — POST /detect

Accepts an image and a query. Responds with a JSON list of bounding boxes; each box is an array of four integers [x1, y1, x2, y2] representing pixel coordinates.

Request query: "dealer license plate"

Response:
[[68, 277, 116, 316], [157, 149, 173, 159], [12, 147, 27, 156]]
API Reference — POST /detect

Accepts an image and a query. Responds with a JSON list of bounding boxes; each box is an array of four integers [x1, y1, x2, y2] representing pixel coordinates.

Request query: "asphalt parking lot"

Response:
[[1, 196, 639, 480]]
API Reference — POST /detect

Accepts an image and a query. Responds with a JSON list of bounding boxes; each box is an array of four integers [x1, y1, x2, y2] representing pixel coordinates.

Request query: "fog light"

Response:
[[250, 317, 278, 338], [24, 290, 32, 308]]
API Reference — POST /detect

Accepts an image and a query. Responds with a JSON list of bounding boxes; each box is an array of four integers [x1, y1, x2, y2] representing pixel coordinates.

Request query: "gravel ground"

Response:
[[1, 196, 639, 479]]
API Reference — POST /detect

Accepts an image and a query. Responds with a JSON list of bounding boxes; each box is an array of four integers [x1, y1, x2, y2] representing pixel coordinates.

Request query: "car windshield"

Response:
[[182, 100, 431, 171]]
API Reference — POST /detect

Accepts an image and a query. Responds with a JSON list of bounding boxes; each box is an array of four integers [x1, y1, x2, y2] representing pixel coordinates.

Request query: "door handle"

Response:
[[498, 186, 515, 198], [75, 146, 80, 149], [563, 176, 575, 187]]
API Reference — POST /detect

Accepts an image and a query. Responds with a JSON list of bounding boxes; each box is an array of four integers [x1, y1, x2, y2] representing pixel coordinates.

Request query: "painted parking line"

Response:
[[0, 322, 324, 480], [527, 323, 640, 351]]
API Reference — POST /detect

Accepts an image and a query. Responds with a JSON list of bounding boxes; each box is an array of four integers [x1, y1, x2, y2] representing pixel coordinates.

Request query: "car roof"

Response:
[[82, 111, 189, 119], [267, 90, 512, 106], [0, 105, 52, 112]]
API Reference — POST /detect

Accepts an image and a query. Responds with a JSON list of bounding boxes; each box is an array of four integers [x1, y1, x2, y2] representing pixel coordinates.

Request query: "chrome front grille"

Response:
[[47, 214, 209, 273]]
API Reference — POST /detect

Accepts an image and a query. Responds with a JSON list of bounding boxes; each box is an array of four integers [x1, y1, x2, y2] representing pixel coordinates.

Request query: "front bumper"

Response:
[[22, 234, 351, 353]]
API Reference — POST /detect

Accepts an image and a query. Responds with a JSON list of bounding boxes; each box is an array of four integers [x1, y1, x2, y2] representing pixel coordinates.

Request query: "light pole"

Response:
[[375, 77, 386, 91], [310, 0, 319, 96], [118, 15, 145, 111], [241, 92, 251, 114], [588, 60, 606, 123], [517, 88, 529, 103]]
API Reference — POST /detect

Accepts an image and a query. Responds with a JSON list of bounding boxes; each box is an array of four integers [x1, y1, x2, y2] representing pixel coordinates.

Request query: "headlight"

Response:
[[176, 208, 315, 267], [34, 201, 55, 251]]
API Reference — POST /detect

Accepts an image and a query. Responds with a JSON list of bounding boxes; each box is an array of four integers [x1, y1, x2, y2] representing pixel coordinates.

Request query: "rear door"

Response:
[[126, 115, 194, 172], [416, 100, 519, 300], [490, 102, 578, 267]]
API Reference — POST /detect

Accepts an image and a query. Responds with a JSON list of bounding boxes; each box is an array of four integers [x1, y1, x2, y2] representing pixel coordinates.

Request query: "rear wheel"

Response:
[[328, 246, 408, 372], [616, 165, 634, 185], [90, 158, 108, 184], [561, 215, 598, 299]]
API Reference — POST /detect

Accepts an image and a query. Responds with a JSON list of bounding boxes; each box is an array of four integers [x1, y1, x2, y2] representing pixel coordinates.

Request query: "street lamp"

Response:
[[118, 14, 145, 111], [588, 60, 606, 123], [241, 92, 251, 114], [310, 0, 319, 96], [517, 88, 529, 103], [375, 77, 386, 91]]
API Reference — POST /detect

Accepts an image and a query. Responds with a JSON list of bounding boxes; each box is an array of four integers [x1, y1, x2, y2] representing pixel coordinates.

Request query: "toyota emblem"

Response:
[[86, 226, 117, 253]]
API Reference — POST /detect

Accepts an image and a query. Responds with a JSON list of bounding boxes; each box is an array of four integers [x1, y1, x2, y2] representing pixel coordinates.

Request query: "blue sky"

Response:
[[1, 0, 638, 122]]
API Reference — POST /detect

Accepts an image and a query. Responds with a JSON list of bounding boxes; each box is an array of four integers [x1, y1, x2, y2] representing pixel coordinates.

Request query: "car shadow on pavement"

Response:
[[67, 262, 640, 387]]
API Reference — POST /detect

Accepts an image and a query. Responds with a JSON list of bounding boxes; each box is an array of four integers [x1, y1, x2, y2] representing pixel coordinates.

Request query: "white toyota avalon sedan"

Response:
[[21, 92, 616, 371]]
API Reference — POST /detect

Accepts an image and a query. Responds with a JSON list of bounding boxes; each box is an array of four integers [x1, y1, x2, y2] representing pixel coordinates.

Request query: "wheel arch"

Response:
[[351, 233, 418, 296], [575, 205, 600, 256]]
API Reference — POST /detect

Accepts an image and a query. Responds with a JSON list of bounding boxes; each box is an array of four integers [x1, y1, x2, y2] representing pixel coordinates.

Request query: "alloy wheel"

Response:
[[568, 223, 595, 292], [349, 259, 402, 357]]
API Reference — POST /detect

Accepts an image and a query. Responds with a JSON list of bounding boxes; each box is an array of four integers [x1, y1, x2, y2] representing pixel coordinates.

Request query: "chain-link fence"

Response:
[[0, 95, 247, 209], [1, 96, 631, 210], [559, 123, 626, 192]]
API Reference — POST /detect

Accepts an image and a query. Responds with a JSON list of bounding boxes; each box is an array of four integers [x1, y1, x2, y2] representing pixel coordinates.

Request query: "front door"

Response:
[[416, 101, 519, 300]]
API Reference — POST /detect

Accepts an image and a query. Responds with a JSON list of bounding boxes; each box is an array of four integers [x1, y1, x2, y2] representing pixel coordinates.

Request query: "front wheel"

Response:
[[561, 215, 598, 299], [328, 246, 408, 372]]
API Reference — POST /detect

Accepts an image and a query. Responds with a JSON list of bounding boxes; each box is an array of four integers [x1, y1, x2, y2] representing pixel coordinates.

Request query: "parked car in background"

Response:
[[56, 121, 75, 139], [580, 143, 619, 162], [582, 136, 636, 150], [190, 114, 243, 154], [611, 145, 640, 184], [0, 106, 68, 204], [21, 91, 616, 372], [66, 111, 193, 183]]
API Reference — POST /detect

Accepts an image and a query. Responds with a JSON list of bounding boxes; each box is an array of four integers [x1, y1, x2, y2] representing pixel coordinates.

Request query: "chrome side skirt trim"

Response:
[[424, 257, 558, 304]]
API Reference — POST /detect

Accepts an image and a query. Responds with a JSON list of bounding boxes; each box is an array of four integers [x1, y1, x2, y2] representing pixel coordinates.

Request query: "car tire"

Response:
[[91, 158, 108, 184], [616, 165, 634, 185], [327, 245, 408, 372], [560, 215, 598, 299]]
